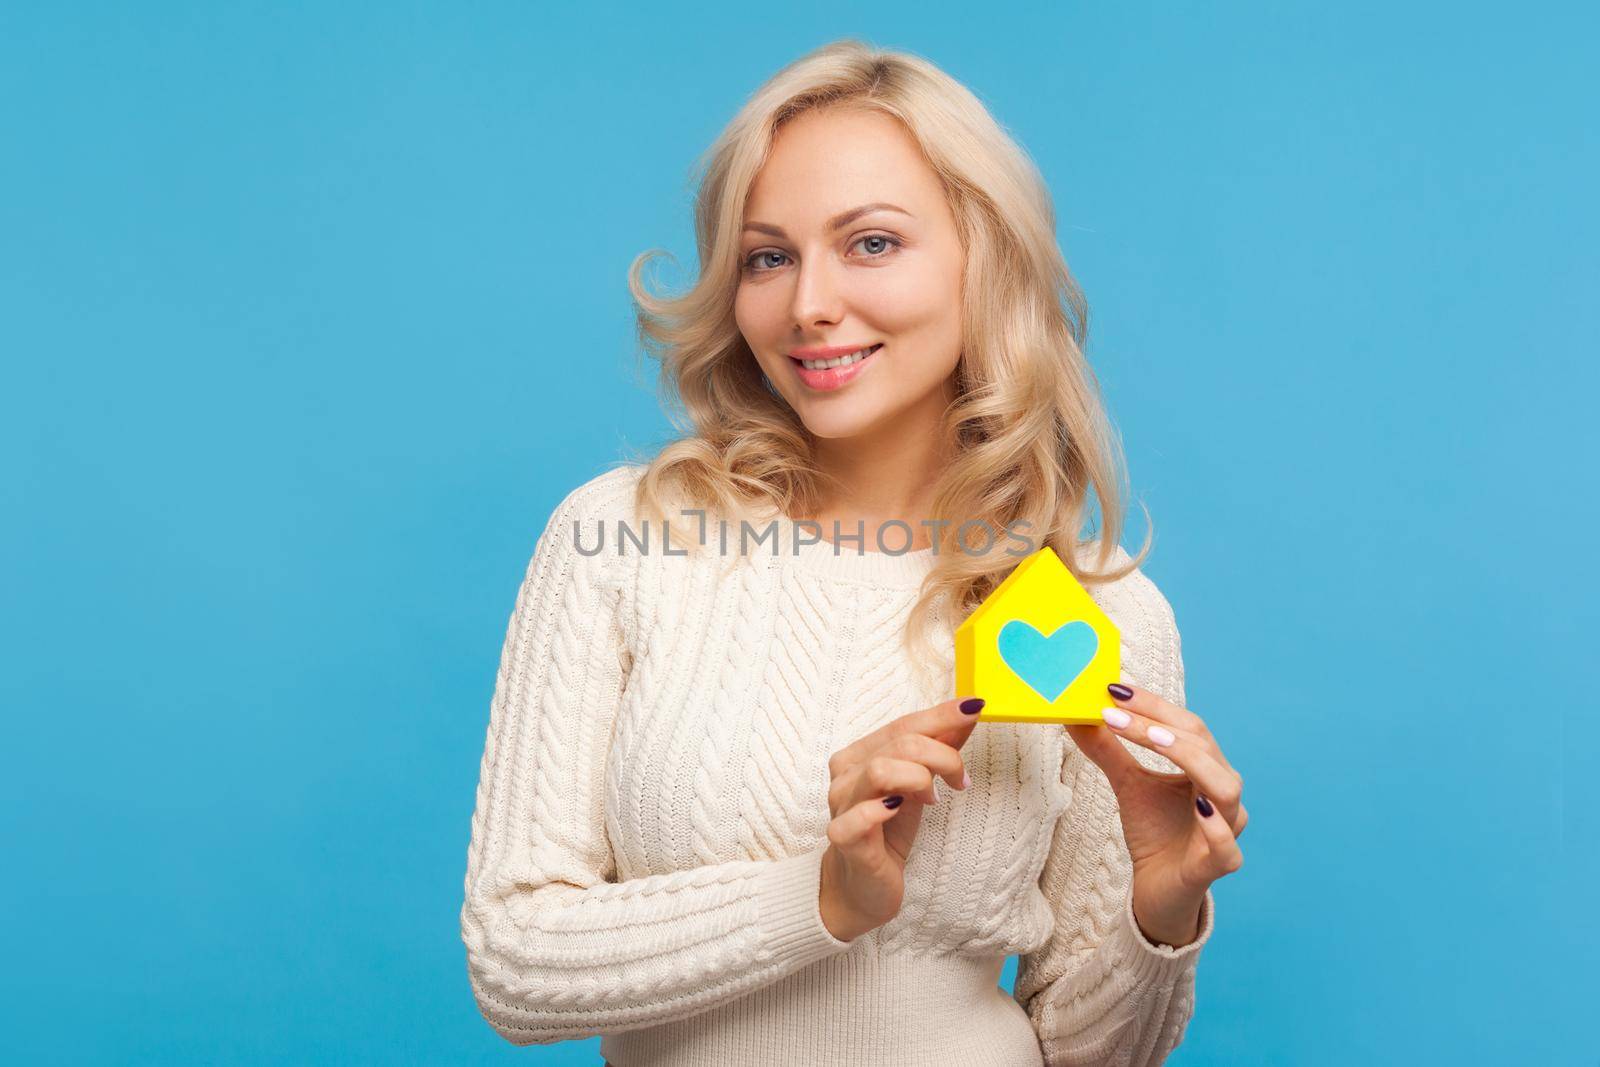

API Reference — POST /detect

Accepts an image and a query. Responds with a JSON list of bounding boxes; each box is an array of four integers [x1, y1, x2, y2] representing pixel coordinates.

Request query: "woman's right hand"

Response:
[[818, 696, 986, 942]]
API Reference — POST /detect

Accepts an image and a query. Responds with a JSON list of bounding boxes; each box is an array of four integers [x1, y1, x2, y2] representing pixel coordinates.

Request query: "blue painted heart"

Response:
[[997, 619, 1099, 703]]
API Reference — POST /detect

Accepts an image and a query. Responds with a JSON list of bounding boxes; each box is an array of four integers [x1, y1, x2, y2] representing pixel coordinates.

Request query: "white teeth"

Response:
[[800, 345, 878, 370]]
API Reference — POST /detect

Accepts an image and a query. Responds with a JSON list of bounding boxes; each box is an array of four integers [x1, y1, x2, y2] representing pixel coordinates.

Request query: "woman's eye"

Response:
[[745, 250, 789, 272], [854, 234, 900, 257], [742, 234, 902, 273]]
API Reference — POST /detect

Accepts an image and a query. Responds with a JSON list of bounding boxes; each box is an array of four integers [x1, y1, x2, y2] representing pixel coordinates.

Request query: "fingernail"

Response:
[[1148, 725, 1175, 747], [1101, 706, 1132, 728], [884, 795, 904, 809], [960, 697, 985, 715], [960, 770, 971, 790], [1107, 683, 1134, 701], [1196, 794, 1214, 818]]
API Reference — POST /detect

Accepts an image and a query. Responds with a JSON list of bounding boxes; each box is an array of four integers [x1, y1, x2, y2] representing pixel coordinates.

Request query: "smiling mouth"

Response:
[[788, 343, 883, 370], [785, 342, 883, 392]]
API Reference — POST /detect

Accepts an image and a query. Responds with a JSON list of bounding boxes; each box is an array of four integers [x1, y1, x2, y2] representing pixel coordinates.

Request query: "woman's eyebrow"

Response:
[[743, 202, 912, 238]]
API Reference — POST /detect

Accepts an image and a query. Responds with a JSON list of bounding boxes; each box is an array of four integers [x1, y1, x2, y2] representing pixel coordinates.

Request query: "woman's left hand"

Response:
[[1064, 682, 1247, 948]]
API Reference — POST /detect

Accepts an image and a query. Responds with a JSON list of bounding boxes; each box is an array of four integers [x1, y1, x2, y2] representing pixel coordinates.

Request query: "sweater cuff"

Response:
[[1117, 884, 1215, 985], [752, 846, 854, 968]]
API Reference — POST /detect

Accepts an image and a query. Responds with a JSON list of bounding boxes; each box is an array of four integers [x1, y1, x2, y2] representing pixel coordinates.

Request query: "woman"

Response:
[[461, 39, 1247, 1067]]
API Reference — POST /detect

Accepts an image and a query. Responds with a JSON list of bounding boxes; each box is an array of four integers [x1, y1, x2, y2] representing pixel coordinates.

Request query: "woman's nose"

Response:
[[789, 257, 845, 328]]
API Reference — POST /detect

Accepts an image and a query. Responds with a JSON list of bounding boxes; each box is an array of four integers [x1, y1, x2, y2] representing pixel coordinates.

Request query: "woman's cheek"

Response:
[[869, 265, 953, 334]]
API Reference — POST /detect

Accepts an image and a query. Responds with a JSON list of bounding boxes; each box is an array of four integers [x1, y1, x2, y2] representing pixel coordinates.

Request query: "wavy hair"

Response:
[[623, 37, 1153, 676]]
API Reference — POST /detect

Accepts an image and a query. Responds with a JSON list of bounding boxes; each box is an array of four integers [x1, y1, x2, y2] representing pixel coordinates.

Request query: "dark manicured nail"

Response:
[[1196, 794, 1214, 818], [960, 697, 985, 715], [1107, 683, 1134, 701], [884, 795, 904, 809]]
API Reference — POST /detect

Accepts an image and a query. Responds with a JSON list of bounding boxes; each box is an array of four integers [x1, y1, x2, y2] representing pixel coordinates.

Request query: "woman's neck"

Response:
[[803, 388, 957, 551]]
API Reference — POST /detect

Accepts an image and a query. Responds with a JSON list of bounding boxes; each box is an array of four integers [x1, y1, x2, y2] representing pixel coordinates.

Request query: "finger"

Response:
[[1101, 704, 1243, 826], [829, 697, 985, 798], [887, 696, 987, 753], [833, 756, 937, 814], [1193, 792, 1245, 877], [1063, 722, 1144, 790], [881, 733, 968, 791], [1107, 682, 1235, 775], [827, 793, 908, 858]]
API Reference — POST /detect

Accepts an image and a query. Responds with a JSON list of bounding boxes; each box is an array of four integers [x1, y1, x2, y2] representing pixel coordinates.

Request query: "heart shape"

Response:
[[996, 619, 1099, 703]]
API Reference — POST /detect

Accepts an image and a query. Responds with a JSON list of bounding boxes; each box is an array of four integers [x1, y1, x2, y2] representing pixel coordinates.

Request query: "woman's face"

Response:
[[735, 108, 965, 442]]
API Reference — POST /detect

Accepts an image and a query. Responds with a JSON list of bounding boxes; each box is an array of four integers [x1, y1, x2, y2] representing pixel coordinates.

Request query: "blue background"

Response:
[[5, 3, 1595, 1064]]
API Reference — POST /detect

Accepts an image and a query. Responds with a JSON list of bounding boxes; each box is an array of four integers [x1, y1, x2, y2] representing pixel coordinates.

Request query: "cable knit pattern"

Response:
[[461, 463, 1216, 1066]]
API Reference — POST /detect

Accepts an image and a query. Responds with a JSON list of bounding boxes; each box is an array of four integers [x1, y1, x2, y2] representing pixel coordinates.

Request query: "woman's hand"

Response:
[[1065, 682, 1247, 948], [818, 696, 986, 942]]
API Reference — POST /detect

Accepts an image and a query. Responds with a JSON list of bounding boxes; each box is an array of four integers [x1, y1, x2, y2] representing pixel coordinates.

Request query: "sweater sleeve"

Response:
[[1012, 566, 1216, 1066], [459, 474, 852, 1046]]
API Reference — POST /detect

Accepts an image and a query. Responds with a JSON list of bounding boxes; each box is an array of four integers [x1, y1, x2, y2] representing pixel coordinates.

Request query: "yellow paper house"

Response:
[[954, 546, 1120, 724]]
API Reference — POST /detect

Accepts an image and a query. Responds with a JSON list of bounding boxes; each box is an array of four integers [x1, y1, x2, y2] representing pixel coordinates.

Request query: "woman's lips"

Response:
[[789, 343, 883, 391]]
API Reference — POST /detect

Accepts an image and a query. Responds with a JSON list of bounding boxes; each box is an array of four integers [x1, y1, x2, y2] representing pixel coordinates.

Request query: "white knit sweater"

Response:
[[460, 463, 1216, 1066]]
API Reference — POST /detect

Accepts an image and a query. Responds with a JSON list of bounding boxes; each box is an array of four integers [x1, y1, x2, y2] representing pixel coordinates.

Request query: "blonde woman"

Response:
[[461, 39, 1246, 1067]]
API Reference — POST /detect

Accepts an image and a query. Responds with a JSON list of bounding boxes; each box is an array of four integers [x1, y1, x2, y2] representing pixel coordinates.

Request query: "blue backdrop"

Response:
[[5, 3, 1595, 1064]]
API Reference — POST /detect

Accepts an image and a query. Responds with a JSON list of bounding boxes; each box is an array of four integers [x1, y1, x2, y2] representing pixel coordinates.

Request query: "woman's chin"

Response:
[[797, 406, 889, 443]]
